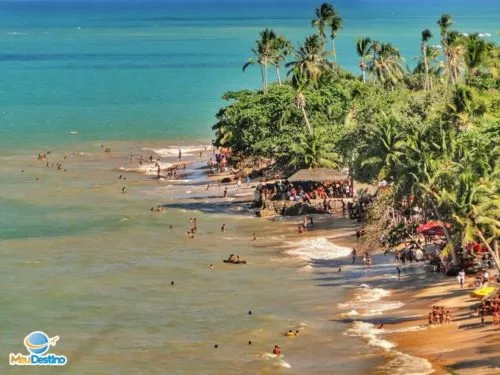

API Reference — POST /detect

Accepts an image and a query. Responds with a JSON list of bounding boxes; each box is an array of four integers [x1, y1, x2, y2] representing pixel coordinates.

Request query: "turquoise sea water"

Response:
[[0, 1, 499, 373], [0, 0, 499, 150]]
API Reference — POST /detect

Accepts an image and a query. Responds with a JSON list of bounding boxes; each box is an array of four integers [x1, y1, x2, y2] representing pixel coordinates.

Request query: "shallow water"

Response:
[[1, 142, 388, 374]]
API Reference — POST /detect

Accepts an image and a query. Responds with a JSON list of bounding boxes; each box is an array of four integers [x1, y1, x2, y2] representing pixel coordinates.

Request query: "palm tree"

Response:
[[441, 173, 500, 272], [368, 43, 405, 88], [444, 31, 465, 84], [286, 34, 332, 88], [312, 3, 342, 64], [360, 113, 404, 181], [328, 11, 343, 65], [312, 3, 334, 41], [271, 35, 292, 85], [356, 37, 372, 83], [421, 29, 433, 91], [463, 33, 493, 76], [289, 129, 340, 170], [437, 14, 453, 83], [295, 92, 313, 136], [242, 29, 278, 94]]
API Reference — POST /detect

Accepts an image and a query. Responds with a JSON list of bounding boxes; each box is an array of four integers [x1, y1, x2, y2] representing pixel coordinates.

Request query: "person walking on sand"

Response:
[[178, 148, 182, 161], [458, 269, 465, 288], [351, 248, 357, 265], [237, 177, 242, 189], [223, 187, 228, 198]]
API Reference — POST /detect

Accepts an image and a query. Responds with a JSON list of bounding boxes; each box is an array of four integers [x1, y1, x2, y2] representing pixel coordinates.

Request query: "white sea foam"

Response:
[[285, 237, 352, 261], [347, 322, 434, 374], [69, 130, 79, 135], [378, 351, 434, 375], [118, 162, 172, 176], [142, 145, 210, 158], [346, 321, 395, 350], [338, 284, 404, 316]]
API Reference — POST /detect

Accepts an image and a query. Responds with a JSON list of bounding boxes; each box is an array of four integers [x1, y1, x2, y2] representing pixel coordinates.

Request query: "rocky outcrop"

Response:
[[256, 200, 323, 217]]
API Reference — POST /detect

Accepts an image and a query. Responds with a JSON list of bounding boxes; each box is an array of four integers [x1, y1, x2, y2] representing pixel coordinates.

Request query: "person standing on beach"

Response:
[[178, 148, 182, 161], [351, 249, 357, 265], [458, 269, 465, 288], [397, 266, 401, 280], [221, 224, 225, 232], [223, 187, 228, 198]]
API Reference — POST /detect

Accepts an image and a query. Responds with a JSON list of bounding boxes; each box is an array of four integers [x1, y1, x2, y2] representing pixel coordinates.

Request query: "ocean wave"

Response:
[[118, 162, 172, 175], [346, 321, 434, 374], [338, 284, 404, 316], [284, 237, 352, 261], [142, 145, 210, 158], [378, 350, 434, 375], [346, 321, 395, 350]]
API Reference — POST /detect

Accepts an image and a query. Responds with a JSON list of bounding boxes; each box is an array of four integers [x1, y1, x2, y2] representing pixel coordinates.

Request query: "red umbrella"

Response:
[[417, 221, 452, 236]]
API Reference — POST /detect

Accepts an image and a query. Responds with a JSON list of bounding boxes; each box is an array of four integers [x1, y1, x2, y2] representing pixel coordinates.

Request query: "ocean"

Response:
[[0, 0, 499, 150], [0, 1, 498, 374]]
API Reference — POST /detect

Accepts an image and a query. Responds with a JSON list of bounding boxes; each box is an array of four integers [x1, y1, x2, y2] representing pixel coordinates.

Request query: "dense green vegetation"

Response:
[[212, 3, 500, 269]]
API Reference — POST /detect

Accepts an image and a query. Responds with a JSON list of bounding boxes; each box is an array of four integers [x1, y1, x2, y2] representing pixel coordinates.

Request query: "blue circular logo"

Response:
[[24, 331, 50, 355]]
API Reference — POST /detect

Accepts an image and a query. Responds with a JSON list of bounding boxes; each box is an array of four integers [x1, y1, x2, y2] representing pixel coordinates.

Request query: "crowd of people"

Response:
[[428, 306, 452, 325], [472, 291, 500, 325], [257, 180, 353, 203]]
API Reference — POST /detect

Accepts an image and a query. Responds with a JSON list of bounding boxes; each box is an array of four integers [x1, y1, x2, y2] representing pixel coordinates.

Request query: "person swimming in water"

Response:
[[272, 345, 281, 356]]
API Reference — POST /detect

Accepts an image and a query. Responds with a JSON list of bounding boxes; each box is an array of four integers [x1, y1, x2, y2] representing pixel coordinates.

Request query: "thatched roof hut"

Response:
[[288, 168, 348, 182]]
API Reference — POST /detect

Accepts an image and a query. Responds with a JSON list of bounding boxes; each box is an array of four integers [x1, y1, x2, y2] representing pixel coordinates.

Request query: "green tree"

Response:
[[368, 43, 405, 88], [286, 34, 332, 88], [289, 129, 340, 169], [271, 35, 292, 85], [312, 3, 334, 40], [327, 10, 343, 65], [356, 37, 372, 84], [242, 29, 278, 94], [437, 13, 453, 83], [421, 29, 433, 91], [463, 33, 493, 76]]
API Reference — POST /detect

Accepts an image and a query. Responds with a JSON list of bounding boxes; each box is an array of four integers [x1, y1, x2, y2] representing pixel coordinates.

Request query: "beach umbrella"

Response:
[[417, 221, 452, 237]]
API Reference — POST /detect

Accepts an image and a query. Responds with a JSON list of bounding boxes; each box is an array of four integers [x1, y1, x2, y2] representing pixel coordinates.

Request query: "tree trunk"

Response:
[[430, 199, 458, 265], [263, 57, 268, 94], [300, 107, 313, 136], [423, 44, 429, 91], [332, 38, 337, 65], [361, 60, 366, 84], [476, 230, 500, 274], [276, 66, 282, 85], [260, 65, 265, 93]]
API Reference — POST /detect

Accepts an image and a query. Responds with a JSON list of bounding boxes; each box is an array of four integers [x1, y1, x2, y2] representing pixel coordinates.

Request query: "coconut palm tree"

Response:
[[294, 91, 313, 136], [463, 33, 493, 76], [289, 129, 340, 170], [360, 113, 404, 181], [356, 37, 372, 83], [327, 11, 343, 65], [286, 34, 332, 88], [271, 35, 292, 85], [312, 3, 334, 41], [368, 43, 405, 88], [445, 33, 465, 84], [242, 29, 278, 94], [421, 29, 433, 91], [437, 14, 453, 83], [440, 172, 500, 272]]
